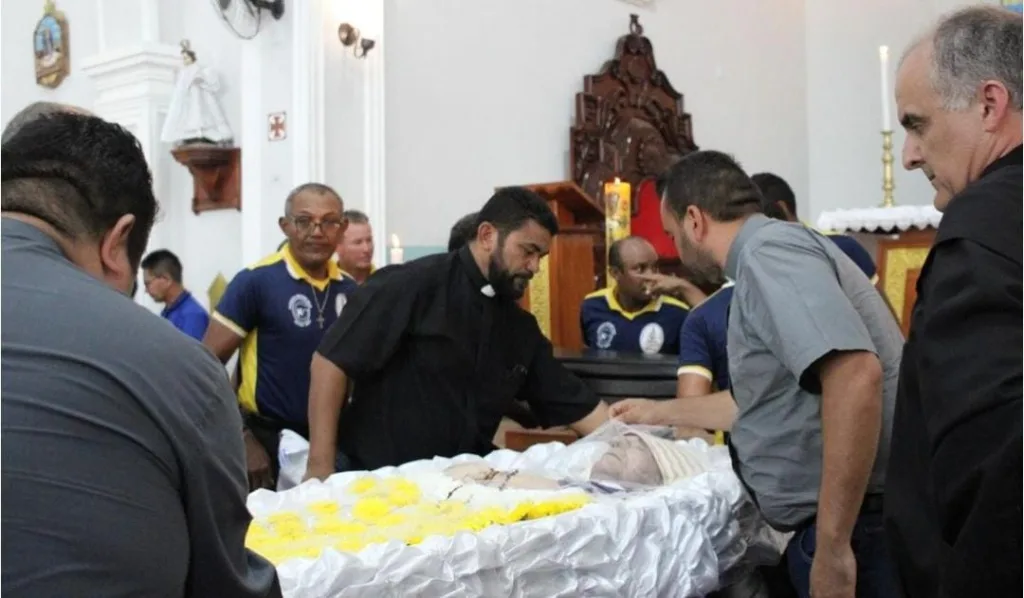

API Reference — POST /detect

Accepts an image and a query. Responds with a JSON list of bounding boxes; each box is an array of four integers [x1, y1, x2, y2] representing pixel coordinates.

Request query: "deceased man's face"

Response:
[[591, 435, 663, 486]]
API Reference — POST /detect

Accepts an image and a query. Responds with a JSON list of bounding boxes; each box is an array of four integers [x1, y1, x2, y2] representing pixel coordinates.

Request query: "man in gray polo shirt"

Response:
[[1, 112, 280, 596], [613, 152, 902, 598]]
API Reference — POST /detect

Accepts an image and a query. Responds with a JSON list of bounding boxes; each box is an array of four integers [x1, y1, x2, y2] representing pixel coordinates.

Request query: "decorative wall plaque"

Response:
[[34, 1, 71, 89]]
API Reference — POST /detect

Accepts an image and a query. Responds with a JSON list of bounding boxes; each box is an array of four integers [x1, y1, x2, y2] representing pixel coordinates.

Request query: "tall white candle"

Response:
[[389, 233, 404, 265], [879, 45, 892, 131]]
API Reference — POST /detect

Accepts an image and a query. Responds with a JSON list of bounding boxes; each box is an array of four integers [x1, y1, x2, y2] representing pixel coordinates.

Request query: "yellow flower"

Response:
[[352, 497, 391, 521], [334, 536, 366, 553], [376, 512, 407, 527], [347, 476, 379, 495], [265, 511, 302, 526], [507, 502, 534, 522], [312, 518, 368, 536], [307, 500, 340, 516]]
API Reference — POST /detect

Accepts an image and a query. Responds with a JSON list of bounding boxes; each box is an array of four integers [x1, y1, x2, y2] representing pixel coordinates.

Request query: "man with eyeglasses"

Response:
[[203, 182, 358, 490]]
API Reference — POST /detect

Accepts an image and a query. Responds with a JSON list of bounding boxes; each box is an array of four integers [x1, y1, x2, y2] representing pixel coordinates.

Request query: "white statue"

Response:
[[161, 40, 234, 146]]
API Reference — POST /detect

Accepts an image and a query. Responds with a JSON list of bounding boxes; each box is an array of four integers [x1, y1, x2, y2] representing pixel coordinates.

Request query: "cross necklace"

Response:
[[308, 283, 331, 329]]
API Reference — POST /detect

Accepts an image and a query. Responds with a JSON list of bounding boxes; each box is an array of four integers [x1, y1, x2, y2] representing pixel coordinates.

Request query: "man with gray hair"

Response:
[[335, 209, 376, 284], [886, 7, 1022, 598]]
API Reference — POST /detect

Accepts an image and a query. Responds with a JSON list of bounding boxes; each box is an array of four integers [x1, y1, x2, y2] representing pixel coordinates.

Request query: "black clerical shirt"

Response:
[[884, 146, 1023, 598], [317, 246, 599, 470]]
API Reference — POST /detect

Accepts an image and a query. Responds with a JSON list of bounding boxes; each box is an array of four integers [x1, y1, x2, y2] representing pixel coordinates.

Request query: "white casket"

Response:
[[249, 427, 787, 598]]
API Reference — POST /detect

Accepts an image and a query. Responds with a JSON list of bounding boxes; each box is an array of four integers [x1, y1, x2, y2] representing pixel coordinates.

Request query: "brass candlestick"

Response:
[[881, 130, 896, 208]]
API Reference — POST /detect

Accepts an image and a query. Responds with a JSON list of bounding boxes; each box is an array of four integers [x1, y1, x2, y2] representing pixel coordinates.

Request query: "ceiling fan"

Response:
[[210, 0, 284, 40]]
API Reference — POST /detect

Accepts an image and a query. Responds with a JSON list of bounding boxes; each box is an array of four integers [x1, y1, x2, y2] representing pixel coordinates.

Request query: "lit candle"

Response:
[[879, 45, 891, 131], [389, 233, 404, 265], [602, 177, 632, 285]]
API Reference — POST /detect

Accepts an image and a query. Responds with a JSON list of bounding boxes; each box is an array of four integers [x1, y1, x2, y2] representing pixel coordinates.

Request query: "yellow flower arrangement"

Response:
[[246, 476, 592, 566]]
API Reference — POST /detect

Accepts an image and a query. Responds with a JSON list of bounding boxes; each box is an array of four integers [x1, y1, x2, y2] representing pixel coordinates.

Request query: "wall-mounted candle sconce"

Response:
[[338, 23, 375, 58]]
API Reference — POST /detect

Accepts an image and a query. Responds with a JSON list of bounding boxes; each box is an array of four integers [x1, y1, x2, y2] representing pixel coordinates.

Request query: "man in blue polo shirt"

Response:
[[203, 182, 358, 490], [140, 249, 209, 340], [580, 236, 690, 355], [751, 172, 878, 283]]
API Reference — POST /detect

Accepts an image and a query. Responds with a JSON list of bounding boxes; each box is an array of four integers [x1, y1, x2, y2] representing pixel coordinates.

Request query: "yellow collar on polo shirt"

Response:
[[282, 245, 343, 290]]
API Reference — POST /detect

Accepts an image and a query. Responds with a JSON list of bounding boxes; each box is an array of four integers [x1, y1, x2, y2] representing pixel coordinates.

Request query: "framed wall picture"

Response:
[[34, 1, 70, 89]]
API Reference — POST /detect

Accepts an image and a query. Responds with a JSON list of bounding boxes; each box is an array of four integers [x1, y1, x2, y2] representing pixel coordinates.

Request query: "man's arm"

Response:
[[520, 328, 609, 437], [677, 373, 712, 398], [202, 270, 258, 364], [609, 390, 736, 431], [637, 272, 708, 307], [305, 354, 349, 479], [815, 350, 883, 545], [914, 240, 1022, 594], [568, 402, 610, 437], [664, 390, 737, 430], [183, 353, 281, 597], [676, 309, 717, 399], [306, 270, 418, 479]]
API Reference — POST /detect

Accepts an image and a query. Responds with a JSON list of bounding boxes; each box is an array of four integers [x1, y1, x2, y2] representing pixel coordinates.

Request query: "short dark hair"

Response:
[[751, 172, 796, 220], [2, 101, 84, 144], [1, 112, 158, 269], [344, 209, 369, 225], [478, 187, 559, 239], [283, 182, 342, 216], [140, 249, 184, 283], [608, 235, 647, 270], [448, 211, 479, 251], [660, 151, 764, 222]]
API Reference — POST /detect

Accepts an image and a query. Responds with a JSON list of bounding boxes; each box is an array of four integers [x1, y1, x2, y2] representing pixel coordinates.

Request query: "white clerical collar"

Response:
[[481, 284, 496, 297]]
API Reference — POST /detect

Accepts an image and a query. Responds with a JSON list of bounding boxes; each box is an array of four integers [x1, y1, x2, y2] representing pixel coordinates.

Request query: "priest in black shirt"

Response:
[[886, 7, 1022, 598], [304, 187, 609, 478]]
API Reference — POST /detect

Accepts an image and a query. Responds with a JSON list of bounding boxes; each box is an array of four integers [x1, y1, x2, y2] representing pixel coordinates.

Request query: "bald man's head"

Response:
[[2, 102, 92, 145], [608, 236, 660, 305]]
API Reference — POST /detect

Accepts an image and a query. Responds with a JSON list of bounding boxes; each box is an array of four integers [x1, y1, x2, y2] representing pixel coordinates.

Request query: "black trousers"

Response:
[[244, 412, 309, 482]]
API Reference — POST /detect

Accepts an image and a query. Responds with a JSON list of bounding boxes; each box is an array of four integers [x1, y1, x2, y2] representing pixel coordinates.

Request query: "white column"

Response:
[[81, 46, 181, 312], [291, 0, 327, 186], [240, 39, 266, 266], [362, 1, 388, 267]]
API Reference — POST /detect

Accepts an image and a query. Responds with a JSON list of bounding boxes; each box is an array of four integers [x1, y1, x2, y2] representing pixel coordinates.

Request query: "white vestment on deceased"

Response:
[[161, 62, 234, 145]]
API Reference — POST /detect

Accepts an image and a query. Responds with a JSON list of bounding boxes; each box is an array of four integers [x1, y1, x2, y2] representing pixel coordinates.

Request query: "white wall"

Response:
[[0, 0, 290, 310], [2, 0, 1003, 281], [804, 0, 998, 223], [381, 0, 809, 247]]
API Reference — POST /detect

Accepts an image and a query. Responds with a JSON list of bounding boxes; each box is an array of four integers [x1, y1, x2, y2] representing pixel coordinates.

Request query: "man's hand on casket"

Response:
[[244, 429, 275, 491], [609, 398, 671, 425]]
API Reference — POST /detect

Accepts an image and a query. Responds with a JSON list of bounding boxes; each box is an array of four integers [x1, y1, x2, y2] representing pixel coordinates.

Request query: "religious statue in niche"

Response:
[[161, 40, 234, 146], [34, 0, 71, 89]]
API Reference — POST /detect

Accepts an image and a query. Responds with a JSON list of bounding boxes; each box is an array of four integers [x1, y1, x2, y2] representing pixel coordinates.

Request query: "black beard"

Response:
[[487, 252, 532, 300]]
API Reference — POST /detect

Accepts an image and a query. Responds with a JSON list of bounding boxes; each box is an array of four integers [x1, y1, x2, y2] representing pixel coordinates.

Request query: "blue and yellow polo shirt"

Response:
[[213, 246, 358, 425], [802, 223, 878, 283], [823, 232, 878, 283], [677, 282, 734, 391], [579, 288, 690, 355]]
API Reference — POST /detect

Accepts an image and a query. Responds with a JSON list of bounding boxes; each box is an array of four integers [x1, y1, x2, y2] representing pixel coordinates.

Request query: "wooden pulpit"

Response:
[[509, 181, 604, 350]]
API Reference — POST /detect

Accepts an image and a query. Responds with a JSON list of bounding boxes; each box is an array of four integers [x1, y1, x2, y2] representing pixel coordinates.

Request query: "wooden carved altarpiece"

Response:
[[571, 14, 697, 207], [518, 14, 709, 353], [569, 14, 708, 285]]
